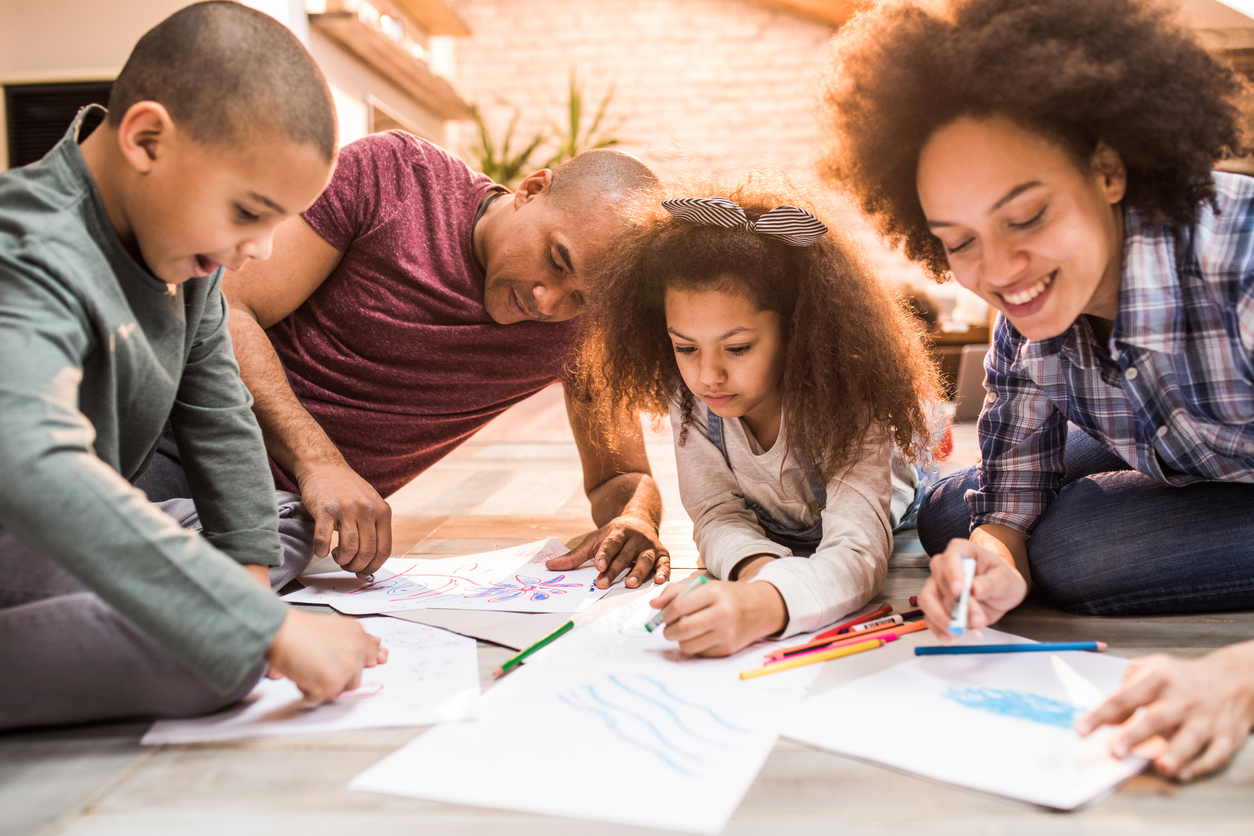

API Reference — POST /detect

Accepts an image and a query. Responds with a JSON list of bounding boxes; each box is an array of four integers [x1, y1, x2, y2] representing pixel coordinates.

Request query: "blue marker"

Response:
[[948, 555, 976, 637]]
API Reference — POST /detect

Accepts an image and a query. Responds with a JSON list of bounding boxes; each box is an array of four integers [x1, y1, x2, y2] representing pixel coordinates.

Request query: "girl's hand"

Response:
[[918, 536, 1027, 638], [649, 578, 787, 657], [1077, 643, 1254, 781]]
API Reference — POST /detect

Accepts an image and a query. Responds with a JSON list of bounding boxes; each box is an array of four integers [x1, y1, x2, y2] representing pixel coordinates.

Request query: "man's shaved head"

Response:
[[107, 1, 336, 161], [548, 149, 660, 207]]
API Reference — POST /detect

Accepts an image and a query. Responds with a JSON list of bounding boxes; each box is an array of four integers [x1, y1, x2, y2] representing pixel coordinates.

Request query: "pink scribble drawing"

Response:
[[347, 561, 582, 605], [462, 574, 585, 602]]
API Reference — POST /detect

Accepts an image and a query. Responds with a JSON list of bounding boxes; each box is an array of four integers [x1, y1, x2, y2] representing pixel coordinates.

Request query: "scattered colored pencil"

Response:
[[915, 641, 1108, 656], [741, 636, 895, 680], [492, 621, 575, 677], [812, 604, 892, 642], [766, 617, 924, 661], [771, 620, 927, 662]]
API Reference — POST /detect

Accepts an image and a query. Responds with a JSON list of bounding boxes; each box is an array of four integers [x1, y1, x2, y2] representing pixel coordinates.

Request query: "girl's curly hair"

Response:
[[575, 174, 939, 482], [820, 0, 1250, 278]]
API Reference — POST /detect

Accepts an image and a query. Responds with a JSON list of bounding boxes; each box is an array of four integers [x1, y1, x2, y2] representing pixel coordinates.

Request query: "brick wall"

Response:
[[453, 0, 836, 182]]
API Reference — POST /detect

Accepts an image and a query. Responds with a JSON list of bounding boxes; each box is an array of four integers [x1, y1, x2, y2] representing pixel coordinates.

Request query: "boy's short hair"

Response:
[[107, 1, 336, 161]]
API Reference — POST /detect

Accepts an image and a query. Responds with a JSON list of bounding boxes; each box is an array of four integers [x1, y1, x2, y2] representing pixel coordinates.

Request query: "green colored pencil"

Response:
[[492, 620, 575, 677]]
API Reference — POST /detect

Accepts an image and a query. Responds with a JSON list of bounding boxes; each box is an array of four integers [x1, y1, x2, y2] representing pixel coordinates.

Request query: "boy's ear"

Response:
[[115, 101, 177, 174], [513, 169, 554, 207]]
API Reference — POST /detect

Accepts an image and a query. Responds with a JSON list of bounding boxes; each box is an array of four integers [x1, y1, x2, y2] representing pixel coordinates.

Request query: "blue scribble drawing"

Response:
[[558, 674, 751, 777], [463, 574, 585, 603], [637, 677, 751, 733], [942, 687, 1081, 729]]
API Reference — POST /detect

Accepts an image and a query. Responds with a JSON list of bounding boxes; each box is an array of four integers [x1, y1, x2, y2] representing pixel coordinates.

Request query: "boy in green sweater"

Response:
[[0, 1, 384, 729]]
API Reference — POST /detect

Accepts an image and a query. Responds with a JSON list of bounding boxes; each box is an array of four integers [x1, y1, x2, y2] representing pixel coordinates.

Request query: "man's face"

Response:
[[481, 178, 617, 325], [127, 124, 332, 285]]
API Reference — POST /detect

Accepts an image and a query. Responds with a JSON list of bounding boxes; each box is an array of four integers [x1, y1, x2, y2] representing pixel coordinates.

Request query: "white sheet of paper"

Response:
[[351, 662, 789, 834], [780, 628, 1149, 810], [283, 538, 597, 614], [349, 594, 823, 833], [141, 618, 480, 745]]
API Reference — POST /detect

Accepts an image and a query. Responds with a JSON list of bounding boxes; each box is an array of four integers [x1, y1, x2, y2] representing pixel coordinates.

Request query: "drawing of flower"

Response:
[[462, 574, 585, 603]]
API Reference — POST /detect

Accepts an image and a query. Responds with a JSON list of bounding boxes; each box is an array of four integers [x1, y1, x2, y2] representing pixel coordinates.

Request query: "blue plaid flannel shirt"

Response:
[[968, 172, 1254, 534]]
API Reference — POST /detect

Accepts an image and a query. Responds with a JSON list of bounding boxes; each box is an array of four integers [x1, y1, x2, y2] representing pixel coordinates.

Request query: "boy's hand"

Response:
[[546, 516, 670, 590], [649, 578, 787, 657], [295, 462, 392, 576], [264, 609, 388, 702], [1078, 644, 1254, 781], [919, 537, 1027, 637]]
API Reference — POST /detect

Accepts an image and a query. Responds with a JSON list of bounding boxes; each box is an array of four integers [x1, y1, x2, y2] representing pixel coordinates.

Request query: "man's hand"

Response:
[[547, 515, 670, 589], [919, 536, 1027, 638], [648, 578, 787, 657], [1078, 644, 1254, 781], [264, 609, 389, 702], [295, 461, 392, 576]]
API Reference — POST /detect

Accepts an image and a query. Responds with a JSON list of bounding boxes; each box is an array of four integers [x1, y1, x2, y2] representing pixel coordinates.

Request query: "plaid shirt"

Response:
[[969, 172, 1254, 534]]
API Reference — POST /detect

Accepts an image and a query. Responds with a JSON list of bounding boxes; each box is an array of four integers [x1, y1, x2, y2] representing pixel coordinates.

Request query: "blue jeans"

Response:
[[917, 425, 1254, 616]]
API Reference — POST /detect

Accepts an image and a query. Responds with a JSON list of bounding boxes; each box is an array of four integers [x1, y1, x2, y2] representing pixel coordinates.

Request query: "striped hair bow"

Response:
[[662, 196, 828, 247]]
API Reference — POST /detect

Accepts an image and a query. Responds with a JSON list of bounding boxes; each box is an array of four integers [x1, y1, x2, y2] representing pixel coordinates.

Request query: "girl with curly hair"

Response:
[[822, 0, 1254, 780], [577, 177, 939, 657]]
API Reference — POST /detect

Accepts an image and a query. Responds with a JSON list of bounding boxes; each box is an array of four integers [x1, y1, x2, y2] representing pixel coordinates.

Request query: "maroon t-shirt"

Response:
[[266, 131, 577, 497]]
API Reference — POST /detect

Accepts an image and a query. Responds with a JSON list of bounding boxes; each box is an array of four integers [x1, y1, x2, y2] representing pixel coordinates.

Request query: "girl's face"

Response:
[[665, 285, 787, 444], [916, 115, 1127, 341]]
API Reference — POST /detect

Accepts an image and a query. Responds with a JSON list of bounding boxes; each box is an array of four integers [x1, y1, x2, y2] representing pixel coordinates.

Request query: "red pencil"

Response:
[[813, 604, 892, 642]]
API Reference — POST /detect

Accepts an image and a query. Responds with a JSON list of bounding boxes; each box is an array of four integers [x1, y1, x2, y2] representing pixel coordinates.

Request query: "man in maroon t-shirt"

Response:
[[221, 132, 669, 590]]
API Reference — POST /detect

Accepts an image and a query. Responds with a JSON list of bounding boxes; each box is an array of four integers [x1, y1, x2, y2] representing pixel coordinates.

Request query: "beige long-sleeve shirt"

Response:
[[670, 402, 914, 637]]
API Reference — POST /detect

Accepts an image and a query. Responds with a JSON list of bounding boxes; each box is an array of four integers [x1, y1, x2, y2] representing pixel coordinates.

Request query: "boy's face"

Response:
[[127, 125, 332, 285], [916, 115, 1127, 341]]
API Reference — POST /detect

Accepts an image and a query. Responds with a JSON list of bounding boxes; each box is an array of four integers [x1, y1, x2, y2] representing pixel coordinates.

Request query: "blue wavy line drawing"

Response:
[[942, 686, 1081, 729], [558, 692, 695, 776], [608, 676, 732, 748], [639, 676, 751, 733], [582, 686, 704, 762]]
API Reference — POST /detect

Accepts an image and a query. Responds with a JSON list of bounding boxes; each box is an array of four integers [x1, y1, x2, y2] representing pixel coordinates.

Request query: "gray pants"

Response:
[[0, 493, 314, 731]]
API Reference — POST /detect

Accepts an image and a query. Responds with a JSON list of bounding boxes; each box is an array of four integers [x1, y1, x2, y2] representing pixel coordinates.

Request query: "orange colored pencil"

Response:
[[812, 604, 892, 642], [766, 620, 927, 661]]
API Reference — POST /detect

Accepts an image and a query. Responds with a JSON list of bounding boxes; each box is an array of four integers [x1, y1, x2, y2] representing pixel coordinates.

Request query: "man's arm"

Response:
[[545, 388, 669, 589], [223, 217, 393, 575]]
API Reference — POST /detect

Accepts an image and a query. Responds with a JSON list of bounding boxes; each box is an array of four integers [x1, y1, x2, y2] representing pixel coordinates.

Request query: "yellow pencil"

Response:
[[739, 636, 893, 680]]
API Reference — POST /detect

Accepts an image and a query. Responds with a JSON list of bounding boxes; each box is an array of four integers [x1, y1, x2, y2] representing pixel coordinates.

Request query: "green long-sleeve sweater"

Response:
[[0, 107, 287, 693]]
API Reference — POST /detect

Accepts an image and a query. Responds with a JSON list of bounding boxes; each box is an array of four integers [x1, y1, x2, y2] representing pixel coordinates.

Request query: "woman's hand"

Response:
[[918, 535, 1027, 638], [1078, 643, 1254, 781], [648, 576, 787, 657]]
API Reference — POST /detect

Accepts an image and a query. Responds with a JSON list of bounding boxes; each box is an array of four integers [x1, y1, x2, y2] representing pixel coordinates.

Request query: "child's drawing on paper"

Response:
[[559, 674, 750, 777], [942, 686, 1082, 729], [283, 538, 600, 614]]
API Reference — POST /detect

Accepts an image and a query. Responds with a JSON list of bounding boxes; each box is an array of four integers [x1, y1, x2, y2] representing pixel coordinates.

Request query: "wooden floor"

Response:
[[3, 384, 1252, 836]]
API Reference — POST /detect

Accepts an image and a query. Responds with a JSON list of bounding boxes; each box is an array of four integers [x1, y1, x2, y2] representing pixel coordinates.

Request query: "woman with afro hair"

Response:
[[823, 0, 1254, 780]]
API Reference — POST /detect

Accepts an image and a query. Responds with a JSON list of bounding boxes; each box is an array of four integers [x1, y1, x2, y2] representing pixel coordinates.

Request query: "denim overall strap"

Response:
[[704, 408, 825, 550]]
